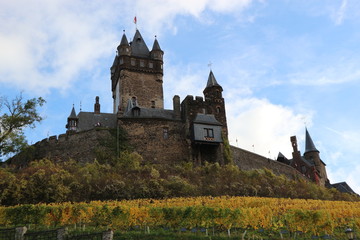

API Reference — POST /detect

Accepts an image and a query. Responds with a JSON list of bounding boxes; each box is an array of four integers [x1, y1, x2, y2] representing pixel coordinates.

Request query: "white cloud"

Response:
[[227, 97, 310, 159], [288, 58, 360, 86], [0, 0, 119, 94], [133, 0, 254, 35], [333, 0, 348, 25], [0, 0, 255, 95]]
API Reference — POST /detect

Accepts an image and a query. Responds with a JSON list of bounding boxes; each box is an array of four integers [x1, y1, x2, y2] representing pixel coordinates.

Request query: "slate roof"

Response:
[[120, 32, 129, 46], [77, 112, 117, 132], [305, 128, 319, 154], [193, 113, 222, 126], [206, 70, 221, 88], [130, 30, 150, 58], [300, 156, 315, 167], [68, 106, 77, 119], [277, 152, 291, 165], [152, 38, 162, 51], [122, 107, 178, 120], [332, 182, 357, 195]]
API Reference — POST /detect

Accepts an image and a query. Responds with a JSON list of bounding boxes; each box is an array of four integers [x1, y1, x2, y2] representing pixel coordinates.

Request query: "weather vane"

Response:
[[301, 116, 307, 127]]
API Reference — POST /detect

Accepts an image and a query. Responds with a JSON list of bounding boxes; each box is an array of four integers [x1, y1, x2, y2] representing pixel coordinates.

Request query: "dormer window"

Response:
[[149, 62, 153, 68], [131, 59, 136, 66], [140, 60, 145, 67]]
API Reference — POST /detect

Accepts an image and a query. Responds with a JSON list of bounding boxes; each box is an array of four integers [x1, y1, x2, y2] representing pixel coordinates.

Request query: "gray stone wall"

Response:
[[231, 146, 309, 181], [119, 118, 189, 164], [6, 129, 115, 167]]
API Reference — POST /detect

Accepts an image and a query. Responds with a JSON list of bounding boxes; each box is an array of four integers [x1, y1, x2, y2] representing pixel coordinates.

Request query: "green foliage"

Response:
[[95, 127, 131, 165], [0, 158, 358, 206], [222, 133, 233, 165], [0, 94, 45, 159]]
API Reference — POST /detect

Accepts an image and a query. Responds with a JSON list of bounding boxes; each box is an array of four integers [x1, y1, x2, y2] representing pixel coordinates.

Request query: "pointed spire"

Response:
[[305, 128, 319, 154], [120, 31, 129, 46], [130, 29, 150, 57], [206, 70, 221, 88], [68, 105, 77, 119], [152, 36, 162, 51]]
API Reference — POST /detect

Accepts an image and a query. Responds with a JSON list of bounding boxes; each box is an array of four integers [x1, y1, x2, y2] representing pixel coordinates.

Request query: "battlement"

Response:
[[7, 129, 115, 167]]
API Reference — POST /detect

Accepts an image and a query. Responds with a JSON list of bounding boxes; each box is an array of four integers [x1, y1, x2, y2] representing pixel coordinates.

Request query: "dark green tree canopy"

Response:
[[0, 94, 45, 159]]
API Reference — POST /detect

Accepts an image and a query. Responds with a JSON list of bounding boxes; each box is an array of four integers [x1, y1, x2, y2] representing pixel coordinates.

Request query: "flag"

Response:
[[134, 16, 137, 24]]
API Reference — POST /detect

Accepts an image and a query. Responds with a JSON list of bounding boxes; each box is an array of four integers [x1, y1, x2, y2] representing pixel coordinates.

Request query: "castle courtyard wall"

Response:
[[119, 118, 189, 164], [231, 146, 309, 181]]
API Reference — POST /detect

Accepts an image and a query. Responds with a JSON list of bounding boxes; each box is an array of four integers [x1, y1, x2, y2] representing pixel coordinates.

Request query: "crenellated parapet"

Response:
[[6, 129, 116, 167]]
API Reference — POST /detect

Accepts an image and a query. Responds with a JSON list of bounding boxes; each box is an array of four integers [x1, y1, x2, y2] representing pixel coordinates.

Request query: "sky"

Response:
[[1, 0, 360, 192]]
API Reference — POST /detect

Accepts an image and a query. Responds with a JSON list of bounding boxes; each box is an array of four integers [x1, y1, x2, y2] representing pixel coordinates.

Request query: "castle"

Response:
[[66, 29, 228, 166], [7, 28, 355, 194]]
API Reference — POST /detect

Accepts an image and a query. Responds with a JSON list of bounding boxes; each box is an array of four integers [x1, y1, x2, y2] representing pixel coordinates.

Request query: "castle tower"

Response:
[[66, 105, 78, 134], [303, 128, 328, 186], [203, 70, 228, 135], [111, 30, 164, 114]]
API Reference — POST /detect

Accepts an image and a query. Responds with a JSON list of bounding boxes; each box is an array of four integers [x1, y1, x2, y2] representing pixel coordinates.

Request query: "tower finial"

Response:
[[208, 61, 212, 70]]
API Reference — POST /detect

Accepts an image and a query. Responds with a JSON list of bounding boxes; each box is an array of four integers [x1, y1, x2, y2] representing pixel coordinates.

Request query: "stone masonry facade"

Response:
[[6, 28, 337, 189]]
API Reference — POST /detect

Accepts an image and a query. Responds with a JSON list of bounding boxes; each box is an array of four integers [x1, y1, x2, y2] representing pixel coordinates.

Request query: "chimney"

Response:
[[290, 136, 301, 159], [94, 96, 100, 114], [173, 95, 180, 118]]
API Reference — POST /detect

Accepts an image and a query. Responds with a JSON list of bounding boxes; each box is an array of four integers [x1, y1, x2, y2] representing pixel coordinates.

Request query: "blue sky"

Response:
[[1, 0, 360, 192]]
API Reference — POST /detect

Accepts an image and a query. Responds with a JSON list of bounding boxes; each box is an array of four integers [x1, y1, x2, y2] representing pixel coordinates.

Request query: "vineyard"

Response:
[[1, 196, 360, 239]]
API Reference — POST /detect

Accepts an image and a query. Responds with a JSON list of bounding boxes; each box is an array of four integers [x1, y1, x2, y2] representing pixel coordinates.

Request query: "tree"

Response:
[[0, 94, 45, 159]]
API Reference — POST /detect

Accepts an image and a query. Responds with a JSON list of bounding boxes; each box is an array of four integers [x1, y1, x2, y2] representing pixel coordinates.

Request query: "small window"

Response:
[[119, 58, 124, 65], [204, 128, 214, 138], [140, 60, 145, 67], [131, 59, 136, 66], [163, 128, 169, 139], [216, 107, 221, 113], [160, 64, 163, 69], [151, 101, 155, 108], [149, 62, 153, 68]]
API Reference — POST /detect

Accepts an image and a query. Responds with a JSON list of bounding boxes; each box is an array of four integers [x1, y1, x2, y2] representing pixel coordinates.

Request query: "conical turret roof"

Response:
[[305, 128, 319, 154], [152, 38, 162, 51], [120, 32, 129, 46], [206, 70, 221, 88], [68, 106, 78, 119], [130, 29, 149, 57]]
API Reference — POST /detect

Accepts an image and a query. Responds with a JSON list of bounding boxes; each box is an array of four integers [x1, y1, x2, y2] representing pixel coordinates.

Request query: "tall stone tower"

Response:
[[110, 30, 164, 114], [303, 128, 328, 187], [203, 70, 228, 135]]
